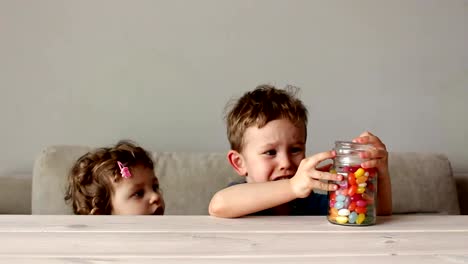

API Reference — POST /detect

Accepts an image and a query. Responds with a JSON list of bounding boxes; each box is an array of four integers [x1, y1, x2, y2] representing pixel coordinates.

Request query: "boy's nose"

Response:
[[279, 155, 293, 170]]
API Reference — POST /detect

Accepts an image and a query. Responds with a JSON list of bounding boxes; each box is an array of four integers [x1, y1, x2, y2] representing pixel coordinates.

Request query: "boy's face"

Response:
[[231, 118, 306, 183], [110, 165, 165, 215]]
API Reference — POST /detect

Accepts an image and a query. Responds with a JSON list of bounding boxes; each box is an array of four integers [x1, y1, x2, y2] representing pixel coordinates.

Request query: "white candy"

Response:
[[338, 209, 350, 216]]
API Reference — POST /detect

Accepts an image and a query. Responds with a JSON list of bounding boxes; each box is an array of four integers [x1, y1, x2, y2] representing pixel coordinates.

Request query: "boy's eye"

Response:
[[291, 147, 303, 153], [264, 150, 277, 156]]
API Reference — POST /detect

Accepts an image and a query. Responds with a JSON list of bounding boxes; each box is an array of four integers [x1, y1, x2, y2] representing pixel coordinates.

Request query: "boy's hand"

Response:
[[352, 131, 389, 176], [289, 151, 343, 198]]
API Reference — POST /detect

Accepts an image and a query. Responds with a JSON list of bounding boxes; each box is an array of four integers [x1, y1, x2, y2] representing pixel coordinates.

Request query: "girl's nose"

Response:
[[149, 191, 161, 204]]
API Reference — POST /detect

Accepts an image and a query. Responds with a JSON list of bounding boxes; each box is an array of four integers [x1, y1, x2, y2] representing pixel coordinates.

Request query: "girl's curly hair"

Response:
[[64, 140, 154, 215]]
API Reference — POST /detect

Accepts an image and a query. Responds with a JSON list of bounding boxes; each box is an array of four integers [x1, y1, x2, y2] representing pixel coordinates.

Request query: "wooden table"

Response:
[[0, 215, 467, 263]]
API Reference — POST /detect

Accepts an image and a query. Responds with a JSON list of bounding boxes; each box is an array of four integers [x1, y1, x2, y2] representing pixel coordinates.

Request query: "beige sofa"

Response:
[[0, 145, 463, 215]]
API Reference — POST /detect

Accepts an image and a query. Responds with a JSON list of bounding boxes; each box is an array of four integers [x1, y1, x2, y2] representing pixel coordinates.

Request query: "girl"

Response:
[[65, 140, 165, 215]]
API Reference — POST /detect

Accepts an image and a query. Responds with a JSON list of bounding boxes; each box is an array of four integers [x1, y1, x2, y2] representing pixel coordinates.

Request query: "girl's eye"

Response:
[[152, 184, 159, 192], [133, 190, 144, 198], [264, 150, 277, 156]]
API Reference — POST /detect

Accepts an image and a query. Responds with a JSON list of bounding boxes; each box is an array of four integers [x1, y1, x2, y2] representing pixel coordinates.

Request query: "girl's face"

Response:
[[110, 164, 165, 215]]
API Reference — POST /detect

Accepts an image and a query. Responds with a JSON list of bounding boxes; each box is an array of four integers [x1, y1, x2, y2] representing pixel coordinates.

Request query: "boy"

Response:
[[209, 85, 392, 218]]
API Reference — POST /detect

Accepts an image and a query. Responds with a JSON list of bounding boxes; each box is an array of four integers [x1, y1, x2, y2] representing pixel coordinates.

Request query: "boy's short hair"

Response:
[[64, 140, 154, 215], [225, 84, 308, 152]]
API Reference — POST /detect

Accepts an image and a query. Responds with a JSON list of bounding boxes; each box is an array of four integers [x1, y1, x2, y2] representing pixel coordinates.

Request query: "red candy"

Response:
[[356, 200, 367, 207], [350, 194, 362, 202], [355, 207, 367, 214], [344, 166, 361, 173]]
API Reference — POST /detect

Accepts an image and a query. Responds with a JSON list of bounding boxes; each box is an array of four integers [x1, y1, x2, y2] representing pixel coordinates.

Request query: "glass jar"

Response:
[[327, 141, 378, 226]]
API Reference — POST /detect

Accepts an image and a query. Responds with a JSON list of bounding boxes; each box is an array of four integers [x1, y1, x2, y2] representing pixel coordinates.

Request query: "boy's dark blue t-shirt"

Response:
[[228, 180, 328, 216]]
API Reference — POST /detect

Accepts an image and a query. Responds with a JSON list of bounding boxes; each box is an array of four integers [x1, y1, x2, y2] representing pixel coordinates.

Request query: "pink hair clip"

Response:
[[117, 161, 132, 178]]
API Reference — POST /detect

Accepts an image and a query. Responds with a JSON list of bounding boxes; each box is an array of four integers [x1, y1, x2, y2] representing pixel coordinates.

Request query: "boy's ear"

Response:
[[227, 150, 247, 176]]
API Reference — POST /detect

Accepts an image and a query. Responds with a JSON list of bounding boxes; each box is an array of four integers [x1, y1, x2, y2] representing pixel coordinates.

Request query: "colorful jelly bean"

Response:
[[355, 207, 367, 214], [350, 194, 362, 202], [336, 195, 346, 202], [356, 213, 366, 224], [336, 216, 348, 224], [338, 209, 350, 216], [356, 200, 367, 208], [355, 168, 365, 178], [357, 187, 366, 194], [356, 176, 368, 184], [348, 212, 358, 224], [348, 173, 357, 185], [334, 201, 344, 209]]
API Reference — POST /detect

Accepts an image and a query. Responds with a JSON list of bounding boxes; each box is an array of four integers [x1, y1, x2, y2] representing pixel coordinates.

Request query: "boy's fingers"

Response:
[[316, 163, 333, 172], [360, 148, 388, 159], [314, 181, 338, 191], [354, 131, 387, 146], [361, 159, 384, 169], [307, 150, 336, 167], [311, 171, 342, 181]]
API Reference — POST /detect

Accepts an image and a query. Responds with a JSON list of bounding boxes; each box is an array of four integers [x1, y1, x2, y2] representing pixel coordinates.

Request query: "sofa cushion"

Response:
[[32, 146, 460, 215], [0, 174, 31, 214], [388, 152, 459, 214]]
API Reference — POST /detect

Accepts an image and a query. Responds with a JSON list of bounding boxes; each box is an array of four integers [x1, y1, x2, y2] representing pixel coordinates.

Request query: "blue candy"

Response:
[[348, 212, 358, 224]]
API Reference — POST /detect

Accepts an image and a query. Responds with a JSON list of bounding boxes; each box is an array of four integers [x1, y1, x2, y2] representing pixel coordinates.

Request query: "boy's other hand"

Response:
[[352, 131, 389, 175]]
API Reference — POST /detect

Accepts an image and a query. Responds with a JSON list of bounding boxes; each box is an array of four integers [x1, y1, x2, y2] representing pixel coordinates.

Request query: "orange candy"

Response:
[[348, 173, 356, 185], [348, 185, 357, 196], [356, 176, 368, 184]]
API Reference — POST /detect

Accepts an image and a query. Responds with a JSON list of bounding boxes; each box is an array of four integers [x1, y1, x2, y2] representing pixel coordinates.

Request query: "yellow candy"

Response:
[[356, 213, 366, 224], [336, 216, 348, 224], [355, 168, 365, 178], [330, 169, 337, 174], [357, 187, 366, 194], [356, 176, 368, 184]]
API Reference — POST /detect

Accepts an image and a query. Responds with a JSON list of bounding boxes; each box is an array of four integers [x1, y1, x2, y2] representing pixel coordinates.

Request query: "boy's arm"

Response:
[[209, 151, 342, 218], [376, 169, 392, 215], [208, 180, 297, 218]]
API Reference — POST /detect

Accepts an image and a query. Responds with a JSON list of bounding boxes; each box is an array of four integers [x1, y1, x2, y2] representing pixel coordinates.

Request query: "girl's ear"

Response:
[[227, 150, 247, 176]]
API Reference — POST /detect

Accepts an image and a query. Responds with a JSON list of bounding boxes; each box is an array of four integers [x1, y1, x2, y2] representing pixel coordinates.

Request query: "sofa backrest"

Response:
[[32, 146, 460, 215], [32, 145, 240, 215]]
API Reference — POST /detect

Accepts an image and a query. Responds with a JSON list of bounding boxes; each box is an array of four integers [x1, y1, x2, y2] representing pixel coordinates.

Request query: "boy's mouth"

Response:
[[273, 176, 292, 181]]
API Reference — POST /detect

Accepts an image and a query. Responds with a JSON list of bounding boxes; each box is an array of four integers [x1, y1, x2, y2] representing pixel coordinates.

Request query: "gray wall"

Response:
[[1, 0, 467, 180]]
